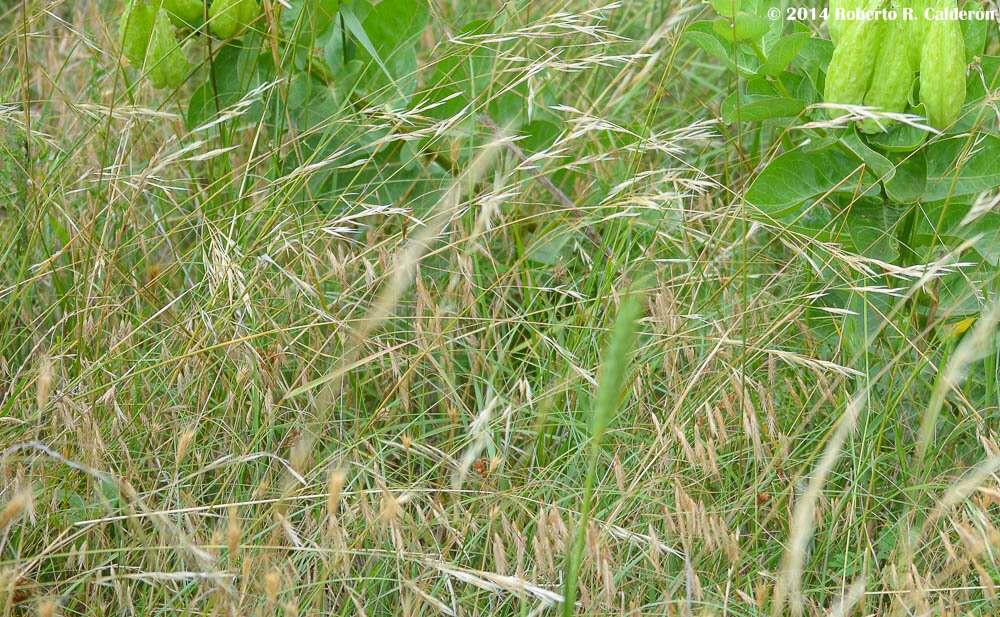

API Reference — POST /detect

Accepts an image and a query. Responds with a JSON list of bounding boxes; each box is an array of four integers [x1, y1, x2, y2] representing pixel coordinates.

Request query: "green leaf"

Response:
[[732, 11, 769, 41], [964, 212, 1000, 265], [712, 17, 734, 42], [345, 0, 428, 103], [847, 212, 897, 262], [746, 144, 880, 218], [746, 72, 810, 102], [340, 3, 396, 96], [759, 32, 810, 77], [745, 75, 777, 96], [960, 1, 987, 62], [287, 72, 339, 129], [330, 58, 365, 106], [709, 0, 743, 18], [683, 21, 735, 70], [721, 93, 805, 123], [519, 119, 561, 153], [865, 122, 927, 153], [526, 229, 571, 266], [186, 43, 250, 130], [280, 0, 340, 60], [423, 20, 497, 122], [840, 130, 895, 184], [967, 55, 1000, 101], [322, 17, 346, 68], [712, 13, 767, 43], [794, 36, 833, 70], [934, 268, 990, 315], [911, 200, 973, 250], [883, 150, 927, 204], [924, 135, 1000, 202], [909, 200, 1000, 273]]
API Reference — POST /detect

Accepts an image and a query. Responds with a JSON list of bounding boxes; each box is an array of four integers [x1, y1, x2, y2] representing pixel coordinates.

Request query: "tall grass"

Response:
[[3, 1, 1000, 616]]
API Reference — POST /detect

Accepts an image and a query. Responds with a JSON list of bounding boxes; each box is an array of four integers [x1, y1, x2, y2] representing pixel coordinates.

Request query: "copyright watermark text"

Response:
[[771, 6, 999, 22]]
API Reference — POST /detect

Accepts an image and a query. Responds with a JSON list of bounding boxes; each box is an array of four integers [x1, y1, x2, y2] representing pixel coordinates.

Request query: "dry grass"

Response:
[[3, 0, 1000, 616]]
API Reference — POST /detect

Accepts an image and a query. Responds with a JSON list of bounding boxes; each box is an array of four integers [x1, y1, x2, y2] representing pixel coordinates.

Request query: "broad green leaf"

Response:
[[683, 21, 735, 70], [287, 72, 338, 129], [960, 1, 987, 62], [340, 3, 398, 98], [841, 130, 894, 183], [794, 36, 833, 70], [345, 0, 429, 103], [423, 20, 496, 121], [759, 32, 810, 77], [745, 72, 810, 102], [709, 0, 743, 18], [745, 75, 777, 96], [712, 18, 736, 42], [842, 288, 892, 358], [792, 36, 833, 94], [330, 58, 365, 106], [186, 42, 251, 130], [967, 55, 1000, 101], [721, 93, 805, 123], [733, 45, 763, 77], [910, 200, 974, 251], [924, 135, 1000, 202], [280, 0, 340, 63], [712, 14, 767, 43], [964, 212, 1000, 265], [323, 18, 346, 68], [865, 122, 927, 153], [759, 0, 786, 46], [732, 11, 769, 41], [745, 144, 880, 217], [519, 120, 561, 153], [848, 215, 897, 262], [883, 150, 927, 204], [934, 269, 991, 315], [778, 194, 881, 247]]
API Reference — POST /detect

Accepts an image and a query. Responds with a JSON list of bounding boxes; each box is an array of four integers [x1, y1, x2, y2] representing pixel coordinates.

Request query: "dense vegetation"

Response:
[[3, 1, 1000, 615]]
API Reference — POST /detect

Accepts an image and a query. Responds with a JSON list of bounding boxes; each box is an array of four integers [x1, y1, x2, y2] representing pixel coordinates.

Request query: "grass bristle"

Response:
[[4, 1, 1000, 615]]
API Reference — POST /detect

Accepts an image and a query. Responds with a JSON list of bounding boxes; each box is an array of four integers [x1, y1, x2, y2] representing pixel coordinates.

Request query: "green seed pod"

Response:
[[919, 0, 967, 129], [147, 8, 189, 89], [824, 0, 886, 119], [163, 0, 203, 26], [120, 0, 156, 68], [861, 13, 914, 132], [905, 0, 932, 70], [829, 0, 864, 45], [208, 0, 259, 39]]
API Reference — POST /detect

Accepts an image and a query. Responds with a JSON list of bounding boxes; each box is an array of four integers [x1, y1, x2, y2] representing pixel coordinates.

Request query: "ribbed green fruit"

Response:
[[207, 0, 260, 39], [824, 0, 886, 119], [163, 0, 203, 26], [829, 0, 864, 45], [147, 8, 189, 89], [120, 0, 156, 68], [919, 0, 967, 128], [905, 0, 932, 70], [861, 14, 914, 132]]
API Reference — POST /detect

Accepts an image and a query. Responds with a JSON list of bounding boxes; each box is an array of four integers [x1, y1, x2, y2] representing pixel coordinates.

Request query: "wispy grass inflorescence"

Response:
[[4, 0, 1000, 615]]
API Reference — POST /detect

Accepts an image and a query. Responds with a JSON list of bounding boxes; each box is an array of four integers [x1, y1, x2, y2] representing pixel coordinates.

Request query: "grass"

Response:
[[3, 0, 1000, 616]]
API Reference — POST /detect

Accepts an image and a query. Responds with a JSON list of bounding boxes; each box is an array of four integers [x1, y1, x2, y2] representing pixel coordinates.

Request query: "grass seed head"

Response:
[[0, 489, 30, 532], [36, 353, 53, 411]]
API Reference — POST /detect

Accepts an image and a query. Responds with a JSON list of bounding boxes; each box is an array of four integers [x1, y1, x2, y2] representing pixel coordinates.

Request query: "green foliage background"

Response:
[[3, 1, 1000, 615]]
